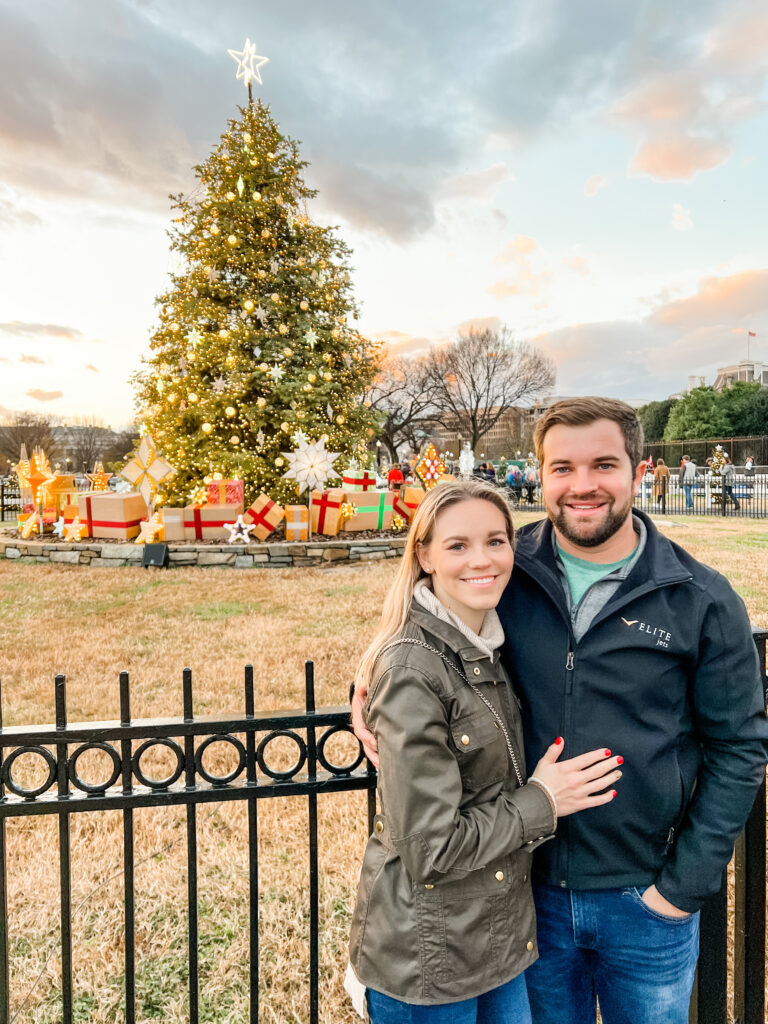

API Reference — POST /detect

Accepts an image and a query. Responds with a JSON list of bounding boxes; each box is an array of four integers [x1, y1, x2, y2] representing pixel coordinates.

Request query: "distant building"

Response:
[[712, 360, 768, 391]]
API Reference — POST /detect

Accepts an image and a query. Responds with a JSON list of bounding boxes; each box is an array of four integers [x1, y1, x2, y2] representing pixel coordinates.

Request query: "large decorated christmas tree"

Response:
[[133, 45, 379, 506]]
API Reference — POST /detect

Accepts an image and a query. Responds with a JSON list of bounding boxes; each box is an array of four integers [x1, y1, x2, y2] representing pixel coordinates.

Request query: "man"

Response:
[[680, 454, 697, 510], [352, 397, 768, 1024]]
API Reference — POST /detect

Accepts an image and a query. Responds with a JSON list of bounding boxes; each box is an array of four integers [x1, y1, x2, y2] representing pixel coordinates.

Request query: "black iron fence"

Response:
[[643, 437, 768, 468], [501, 472, 768, 518], [0, 480, 21, 522], [0, 642, 766, 1024]]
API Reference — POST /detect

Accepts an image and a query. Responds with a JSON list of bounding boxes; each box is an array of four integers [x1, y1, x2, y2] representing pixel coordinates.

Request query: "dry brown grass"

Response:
[[0, 512, 766, 1022]]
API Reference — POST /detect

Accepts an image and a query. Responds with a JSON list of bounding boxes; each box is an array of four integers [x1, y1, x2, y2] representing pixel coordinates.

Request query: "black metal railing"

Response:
[[499, 472, 768, 518], [0, 480, 21, 522], [0, 639, 766, 1024], [0, 663, 376, 1024]]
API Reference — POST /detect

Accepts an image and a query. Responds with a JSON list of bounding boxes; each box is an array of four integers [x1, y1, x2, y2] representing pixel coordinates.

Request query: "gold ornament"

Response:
[[261, 228, 270, 239], [250, 158, 258, 166], [230, 435, 240, 445], [188, 392, 198, 402], [270, 292, 279, 302], [331, 328, 340, 338], [275, 195, 283, 205], [297, 257, 305, 266], [323, 372, 332, 381], [339, 501, 358, 525], [303, 383, 312, 392], [283, 346, 293, 356], [243, 132, 252, 142], [210, 224, 220, 235], [275, 457, 284, 467], [336, 415, 345, 424], [202, 422, 213, 433], [225, 191, 236, 201], [218, 329, 229, 338], [258, 268, 267, 278], [392, 513, 406, 531], [300, 300, 309, 311], [170, 322, 180, 332], [259, 362, 269, 372], [267, 152, 275, 160], [243, 299, 255, 311], [227, 234, 239, 246], [278, 324, 288, 335], [226, 406, 236, 417], [308, 373, 316, 383], [281, 421, 291, 432], [257, 397, 267, 408]]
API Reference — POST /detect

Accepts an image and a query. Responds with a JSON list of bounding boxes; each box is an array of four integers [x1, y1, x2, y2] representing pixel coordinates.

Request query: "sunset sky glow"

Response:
[[0, 0, 766, 427]]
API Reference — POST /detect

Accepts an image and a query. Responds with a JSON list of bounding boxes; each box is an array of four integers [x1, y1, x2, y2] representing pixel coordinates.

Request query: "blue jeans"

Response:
[[682, 483, 693, 508], [367, 973, 532, 1023], [525, 884, 699, 1024]]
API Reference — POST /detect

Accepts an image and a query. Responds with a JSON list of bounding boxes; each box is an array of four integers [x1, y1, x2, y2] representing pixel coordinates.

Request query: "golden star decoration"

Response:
[[135, 513, 163, 546], [121, 435, 175, 505], [20, 513, 39, 539], [64, 517, 87, 542], [86, 461, 113, 491], [23, 449, 56, 505]]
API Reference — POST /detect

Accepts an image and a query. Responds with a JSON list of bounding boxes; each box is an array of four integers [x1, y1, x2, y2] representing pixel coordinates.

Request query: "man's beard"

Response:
[[548, 493, 632, 548]]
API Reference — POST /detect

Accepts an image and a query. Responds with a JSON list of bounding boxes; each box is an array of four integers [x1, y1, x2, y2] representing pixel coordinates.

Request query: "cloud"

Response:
[[583, 174, 606, 197], [671, 203, 693, 231], [373, 329, 433, 358], [648, 270, 768, 327], [85, 363, 99, 372], [440, 163, 513, 202], [26, 388, 63, 402], [19, 353, 46, 364], [0, 196, 41, 227], [532, 267, 768, 399], [629, 136, 730, 181], [562, 254, 590, 275], [0, 321, 84, 340], [497, 235, 538, 262]]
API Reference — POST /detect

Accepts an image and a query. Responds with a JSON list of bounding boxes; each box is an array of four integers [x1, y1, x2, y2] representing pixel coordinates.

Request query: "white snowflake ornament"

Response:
[[281, 437, 341, 494]]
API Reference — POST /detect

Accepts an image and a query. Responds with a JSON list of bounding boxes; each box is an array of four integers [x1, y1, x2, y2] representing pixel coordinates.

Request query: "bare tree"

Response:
[[423, 327, 555, 451], [0, 412, 60, 464], [62, 424, 113, 474], [364, 355, 440, 462]]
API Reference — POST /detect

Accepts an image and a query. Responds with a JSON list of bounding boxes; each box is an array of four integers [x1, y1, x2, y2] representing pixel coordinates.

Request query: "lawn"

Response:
[[0, 512, 766, 1022]]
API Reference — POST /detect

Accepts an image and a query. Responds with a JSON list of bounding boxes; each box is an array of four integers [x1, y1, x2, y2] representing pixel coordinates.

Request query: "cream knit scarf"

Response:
[[412, 578, 505, 660]]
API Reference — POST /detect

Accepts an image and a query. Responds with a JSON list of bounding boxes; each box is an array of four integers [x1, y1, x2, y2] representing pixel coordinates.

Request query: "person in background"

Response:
[[679, 455, 697, 510], [507, 463, 524, 505], [523, 462, 539, 504], [720, 455, 741, 511], [744, 454, 755, 478], [387, 463, 404, 491], [652, 458, 670, 506]]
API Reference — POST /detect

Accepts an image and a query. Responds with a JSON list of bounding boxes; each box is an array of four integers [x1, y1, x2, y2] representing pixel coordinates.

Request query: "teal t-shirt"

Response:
[[556, 545, 636, 609]]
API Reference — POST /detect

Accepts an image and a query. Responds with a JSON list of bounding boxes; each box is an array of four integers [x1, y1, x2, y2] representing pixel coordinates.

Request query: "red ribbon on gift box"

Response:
[[248, 498, 277, 529], [312, 492, 341, 533], [183, 507, 231, 539], [342, 472, 377, 491]]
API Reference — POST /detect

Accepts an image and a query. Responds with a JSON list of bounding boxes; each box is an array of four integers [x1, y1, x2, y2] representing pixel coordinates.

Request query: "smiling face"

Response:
[[416, 498, 514, 633], [540, 418, 645, 561]]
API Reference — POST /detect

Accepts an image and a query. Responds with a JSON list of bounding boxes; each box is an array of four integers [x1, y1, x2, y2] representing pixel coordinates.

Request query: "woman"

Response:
[[347, 479, 622, 1022], [652, 458, 670, 505]]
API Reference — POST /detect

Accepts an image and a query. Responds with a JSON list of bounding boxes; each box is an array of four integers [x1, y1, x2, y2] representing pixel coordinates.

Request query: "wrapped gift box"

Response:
[[77, 491, 148, 540], [160, 508, 185, 541], [45, 474, 79, 512], [183, 503, 243, 541], [437, 473, 456, 484], [311, 488, 345, 536], [284, 504, 310, 541], [341, 470, 377, 492], [393, 485, 425, 523], [341, 489, 394, 532], [42, 506, 58, 527], [206, 478, 245, 508], [244, 493, 285, 541]]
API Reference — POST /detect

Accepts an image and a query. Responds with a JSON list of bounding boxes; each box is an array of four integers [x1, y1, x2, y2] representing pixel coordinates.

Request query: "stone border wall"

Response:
[[0, 535, 407, 568]]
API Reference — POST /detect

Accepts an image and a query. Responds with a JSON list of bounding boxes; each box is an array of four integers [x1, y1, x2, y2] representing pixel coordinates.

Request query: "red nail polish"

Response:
[[604, 749, 611, 757], [612, 790, 618, 798], [617, 756, 624, 765], [555, 736, 563, 745]]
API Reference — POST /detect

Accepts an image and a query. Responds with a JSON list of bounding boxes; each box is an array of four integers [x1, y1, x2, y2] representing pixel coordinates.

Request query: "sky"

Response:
[[0, 0, 767, 428]]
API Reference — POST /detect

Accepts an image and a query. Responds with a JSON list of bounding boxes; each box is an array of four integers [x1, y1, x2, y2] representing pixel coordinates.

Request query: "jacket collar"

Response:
[[409, 603, 502, 665], [513, 510, 692, 593]]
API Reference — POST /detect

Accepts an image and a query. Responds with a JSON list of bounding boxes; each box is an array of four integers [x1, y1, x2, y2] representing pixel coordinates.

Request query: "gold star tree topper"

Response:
[[228, 38, 269, 88]]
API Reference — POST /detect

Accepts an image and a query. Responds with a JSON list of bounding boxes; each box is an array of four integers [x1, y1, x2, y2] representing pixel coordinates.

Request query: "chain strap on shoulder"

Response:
[[378, 637, 525, 787]]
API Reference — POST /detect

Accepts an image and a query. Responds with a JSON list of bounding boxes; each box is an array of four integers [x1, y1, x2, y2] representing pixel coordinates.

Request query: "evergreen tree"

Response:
[[133, 99, 379, 505], [637, 398, 677, 442]]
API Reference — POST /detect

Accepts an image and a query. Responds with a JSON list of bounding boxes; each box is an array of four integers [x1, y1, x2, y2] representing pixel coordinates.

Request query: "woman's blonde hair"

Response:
[[354, 478, 515, 695]]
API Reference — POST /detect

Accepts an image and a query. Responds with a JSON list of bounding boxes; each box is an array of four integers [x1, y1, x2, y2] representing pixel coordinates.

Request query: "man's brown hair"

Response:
[[533, 396, 645, 469]]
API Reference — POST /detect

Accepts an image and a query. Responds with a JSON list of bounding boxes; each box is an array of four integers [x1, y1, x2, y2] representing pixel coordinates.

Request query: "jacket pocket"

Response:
[[449, 710, 508, 787]]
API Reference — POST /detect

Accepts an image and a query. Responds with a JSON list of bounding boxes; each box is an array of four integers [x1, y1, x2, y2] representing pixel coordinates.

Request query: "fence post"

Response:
[[55, 674, 73, 1024], [305, 661, 319, 1024], [0, 678, 8, 1024]]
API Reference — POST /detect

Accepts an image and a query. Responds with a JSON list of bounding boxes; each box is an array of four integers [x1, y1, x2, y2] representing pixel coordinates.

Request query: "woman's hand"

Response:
[[532, 738, 622, 817]]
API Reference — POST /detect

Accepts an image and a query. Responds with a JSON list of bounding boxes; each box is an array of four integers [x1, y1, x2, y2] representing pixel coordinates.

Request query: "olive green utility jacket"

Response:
[[349, 605, 556, 1005]]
